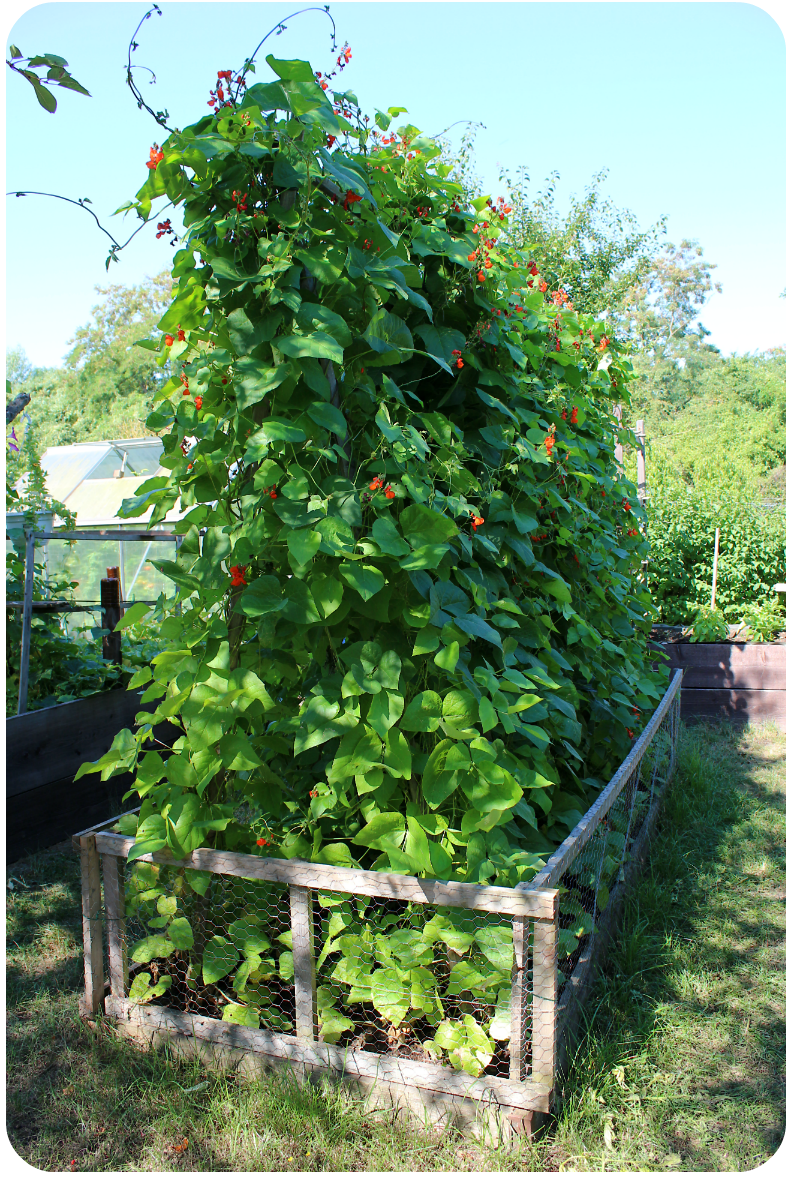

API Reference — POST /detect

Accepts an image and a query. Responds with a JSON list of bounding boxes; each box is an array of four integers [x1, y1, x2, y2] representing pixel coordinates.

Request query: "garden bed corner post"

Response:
[[102, 853, 128, 998], [530, 899, 559, 1094], [79, 834, 105, 1016]]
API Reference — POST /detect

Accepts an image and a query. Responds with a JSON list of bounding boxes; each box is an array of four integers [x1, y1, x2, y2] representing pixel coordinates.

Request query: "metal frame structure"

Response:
[[7, 528, 180, 715]]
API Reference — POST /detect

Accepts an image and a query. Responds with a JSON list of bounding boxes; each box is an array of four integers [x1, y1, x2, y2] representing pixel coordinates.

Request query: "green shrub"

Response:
[[686, 605, 728, 644], [645, 455, 785, 624], [732, 597, 785, 643]]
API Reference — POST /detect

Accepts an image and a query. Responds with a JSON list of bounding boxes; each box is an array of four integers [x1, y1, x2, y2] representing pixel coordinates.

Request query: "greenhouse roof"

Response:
[[57, 476, 183, 527], [11, 437, 183, 528]]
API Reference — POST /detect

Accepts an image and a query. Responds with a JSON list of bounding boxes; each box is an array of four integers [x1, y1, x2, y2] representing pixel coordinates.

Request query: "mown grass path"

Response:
[[6, 722, 784, 1171]]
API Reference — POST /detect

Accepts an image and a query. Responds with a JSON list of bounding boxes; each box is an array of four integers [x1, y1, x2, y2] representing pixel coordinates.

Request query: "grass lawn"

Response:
[[6, 720, 785, 1172]]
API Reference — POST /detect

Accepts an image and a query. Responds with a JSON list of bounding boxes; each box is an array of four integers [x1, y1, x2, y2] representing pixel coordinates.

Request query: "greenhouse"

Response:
[[6, 436, 181, 615]]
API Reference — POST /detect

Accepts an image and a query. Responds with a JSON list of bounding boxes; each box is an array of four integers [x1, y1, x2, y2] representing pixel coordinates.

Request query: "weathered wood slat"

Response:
[[555, 768, 665, 1080], [522, 669, 682, 891], [102, 854, 128, 999], [679, 688, 786, 728], [93, 832, 558, 920], [657, 642, 786, 691], [508, 917, 529, 1082], [80, 836, 105, 1016], [531, 906, 559, 1092], [104, 997, 551, 1113]]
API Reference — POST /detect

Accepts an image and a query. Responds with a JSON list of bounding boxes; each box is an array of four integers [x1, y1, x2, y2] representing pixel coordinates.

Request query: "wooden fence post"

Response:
[[289, 886, 318, 1041], [529, 903, 559, 1095], [102, 854, 128, 998], [79, 835, 105, 1016], [101, 569, 122, 664]]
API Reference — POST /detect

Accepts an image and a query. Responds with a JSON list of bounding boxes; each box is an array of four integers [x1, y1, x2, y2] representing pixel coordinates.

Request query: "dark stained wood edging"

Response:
[[656, 642, 785, 730], [6, 689, 178, 862]]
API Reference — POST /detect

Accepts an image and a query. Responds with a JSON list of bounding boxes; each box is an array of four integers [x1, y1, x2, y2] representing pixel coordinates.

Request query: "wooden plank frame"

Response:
[[75, 670, 682, 1132]]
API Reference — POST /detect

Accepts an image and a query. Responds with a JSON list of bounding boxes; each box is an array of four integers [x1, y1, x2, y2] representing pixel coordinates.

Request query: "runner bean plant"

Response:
[[77, 21, 668, 1058]]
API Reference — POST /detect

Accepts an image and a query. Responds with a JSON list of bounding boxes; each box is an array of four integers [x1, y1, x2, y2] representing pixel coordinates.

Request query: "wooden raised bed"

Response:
[[74, 672, 682, 1140], [6, 688, 178, 863], [657, 641, 785, 731]]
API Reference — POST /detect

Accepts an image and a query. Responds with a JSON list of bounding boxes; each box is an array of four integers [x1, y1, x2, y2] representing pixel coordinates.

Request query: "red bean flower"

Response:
[[146, 144, 164, 170], [230, 565, 247, 587], [470, 513, 485, 530]]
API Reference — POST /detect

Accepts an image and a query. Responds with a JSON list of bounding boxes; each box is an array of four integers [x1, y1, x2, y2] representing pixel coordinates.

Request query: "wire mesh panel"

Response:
[[118, 868, 522, 1081], [519, 671, 682, 1081], [122, 863, 296, 1034], [309, 895, 517, 1079]]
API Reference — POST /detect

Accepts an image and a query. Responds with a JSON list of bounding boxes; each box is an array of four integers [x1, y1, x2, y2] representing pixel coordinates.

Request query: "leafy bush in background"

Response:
[[645, 454, 785, 625], [735, 597, 785, 643]]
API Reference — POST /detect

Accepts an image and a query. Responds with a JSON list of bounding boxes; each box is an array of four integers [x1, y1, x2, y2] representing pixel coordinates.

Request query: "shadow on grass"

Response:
[[6, 722, 786, 1172], [554, 720, 786, 1170]]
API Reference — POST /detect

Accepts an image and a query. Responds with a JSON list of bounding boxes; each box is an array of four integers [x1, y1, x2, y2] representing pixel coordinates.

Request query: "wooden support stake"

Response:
[[102, 854, 128, 998], [710, 527, 720, 610], [636, 418, 646, 504], [289, 886, 317, 1041], [613, 404, 624, 466], [80, 835, 105, 1015], [101, 570, 122, 664]]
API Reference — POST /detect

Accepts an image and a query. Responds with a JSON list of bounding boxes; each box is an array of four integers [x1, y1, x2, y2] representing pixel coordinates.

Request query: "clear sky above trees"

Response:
[[5, 1, 786, 367]]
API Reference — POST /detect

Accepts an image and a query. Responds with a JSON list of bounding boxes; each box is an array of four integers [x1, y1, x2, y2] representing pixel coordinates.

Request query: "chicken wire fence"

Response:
[[76, 669, 681, 1109]]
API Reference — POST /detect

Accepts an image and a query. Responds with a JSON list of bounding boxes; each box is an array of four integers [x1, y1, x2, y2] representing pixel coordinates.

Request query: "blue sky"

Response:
[[4, 1, 787, 368]]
